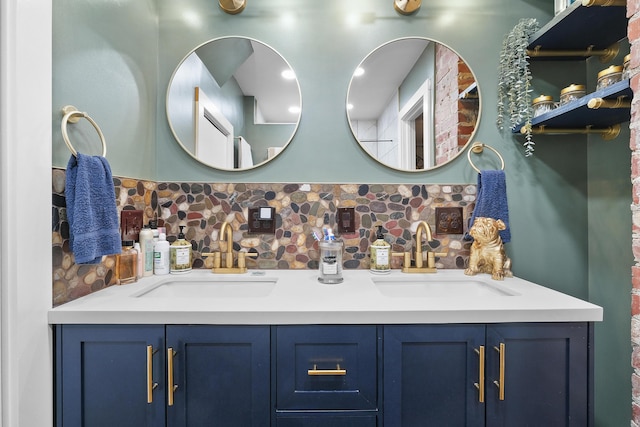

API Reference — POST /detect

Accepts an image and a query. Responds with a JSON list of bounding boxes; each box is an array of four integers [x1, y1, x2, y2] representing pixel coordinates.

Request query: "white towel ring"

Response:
[[61, 105, 107, 157], [467, 142, 505, 174]]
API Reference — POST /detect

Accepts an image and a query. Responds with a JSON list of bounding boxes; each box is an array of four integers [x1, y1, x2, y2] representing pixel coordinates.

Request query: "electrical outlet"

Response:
[[435, 207, 464, 235], [120, 210, 143, 241], [248, 207, 276, 234], [337, 207, 356, 233]]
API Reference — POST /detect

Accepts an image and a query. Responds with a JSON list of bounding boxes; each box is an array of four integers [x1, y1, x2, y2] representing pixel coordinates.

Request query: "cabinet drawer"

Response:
[[275, 325, 378, 410], [276, 414, 377, 427]]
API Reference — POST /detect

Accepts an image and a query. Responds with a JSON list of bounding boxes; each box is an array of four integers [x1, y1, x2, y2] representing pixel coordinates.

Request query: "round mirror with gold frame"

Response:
[[347, 37, 481, 171], [167, 36, 301, 171]]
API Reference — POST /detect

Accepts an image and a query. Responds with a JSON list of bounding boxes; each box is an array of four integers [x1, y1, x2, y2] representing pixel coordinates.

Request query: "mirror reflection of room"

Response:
[[167, 37, 301, 170], [347, 37, 479, 171]]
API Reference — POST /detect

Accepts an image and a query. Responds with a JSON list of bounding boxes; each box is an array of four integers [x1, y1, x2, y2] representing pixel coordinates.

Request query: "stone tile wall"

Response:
[[52, 168, 477, 306]]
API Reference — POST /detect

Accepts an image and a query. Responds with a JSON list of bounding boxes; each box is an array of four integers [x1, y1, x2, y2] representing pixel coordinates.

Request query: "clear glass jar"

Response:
[[532, 95, 555, 117], [559, 84, 585, 106], [623, 54, 631, 80], [596, 65, 623, 91], [318, 240, 343, 284]]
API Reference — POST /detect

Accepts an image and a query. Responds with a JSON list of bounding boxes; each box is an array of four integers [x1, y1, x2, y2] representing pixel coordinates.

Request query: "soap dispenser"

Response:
[[170, 226, 192, 274], [370, 225, 391, 274]]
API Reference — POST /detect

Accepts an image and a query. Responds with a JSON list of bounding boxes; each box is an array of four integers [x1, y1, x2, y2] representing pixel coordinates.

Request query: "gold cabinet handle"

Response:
[[307, 364, 347, 376], [146, 346, 158, 404], [493, 343, 506, 401], [167, 348, 178, 406], [474, 346, 485, 403]]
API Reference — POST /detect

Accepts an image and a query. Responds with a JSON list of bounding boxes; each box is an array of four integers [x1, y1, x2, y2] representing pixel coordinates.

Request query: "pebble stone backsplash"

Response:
[[52, 168, 477, 306]]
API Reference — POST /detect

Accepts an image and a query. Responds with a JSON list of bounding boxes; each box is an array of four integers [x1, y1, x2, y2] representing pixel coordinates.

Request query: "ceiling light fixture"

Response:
[[219, 0, 246, 15], [394, 0, 421, 15]]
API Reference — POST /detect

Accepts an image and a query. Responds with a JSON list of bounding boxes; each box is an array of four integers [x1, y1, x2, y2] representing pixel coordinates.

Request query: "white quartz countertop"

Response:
[[48, 269, 603, 325]]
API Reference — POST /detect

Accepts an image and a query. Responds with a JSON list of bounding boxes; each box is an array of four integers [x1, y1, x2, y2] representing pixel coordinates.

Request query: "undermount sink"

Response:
[[372, 276, 519, 298], [133, 276, 277, 298]]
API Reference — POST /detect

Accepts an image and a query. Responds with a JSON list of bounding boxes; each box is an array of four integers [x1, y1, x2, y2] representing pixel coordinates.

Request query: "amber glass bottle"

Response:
[[116, 240, 138, 284]]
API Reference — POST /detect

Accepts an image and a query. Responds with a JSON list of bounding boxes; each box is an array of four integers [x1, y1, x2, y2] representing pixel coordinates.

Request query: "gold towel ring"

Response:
[[61, 105, 107, 157], [468, 142, 505, 173]]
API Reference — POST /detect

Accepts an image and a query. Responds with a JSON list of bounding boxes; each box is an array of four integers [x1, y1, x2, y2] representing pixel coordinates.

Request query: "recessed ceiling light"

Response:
[[353, 67, 365, 77], [288, 106, 301, 114], [347, 104, 354, 110], [281, 69, 296, 80]]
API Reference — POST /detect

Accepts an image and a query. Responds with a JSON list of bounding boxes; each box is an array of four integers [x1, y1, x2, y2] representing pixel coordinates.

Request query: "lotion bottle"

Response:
[[153, 233, 170, 275], [139, 224, 154, 277], [133, 242, 143, 279], [170, 226, 192, 274], [370, 225, 391, 274]]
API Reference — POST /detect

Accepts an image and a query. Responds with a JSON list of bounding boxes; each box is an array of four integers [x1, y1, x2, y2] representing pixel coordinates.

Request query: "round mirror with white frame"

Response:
[[167, 36, 301, 171], [347, 37, 481, 171]]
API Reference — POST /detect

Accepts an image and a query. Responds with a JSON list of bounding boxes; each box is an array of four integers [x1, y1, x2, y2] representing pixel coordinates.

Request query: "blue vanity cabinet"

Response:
[[56, 322, 591, 426], [165, 325, 271, 426], [383, 323, 592, 427], [274, 325, 381, 426], [383, 324, 486, 427], [485, 323, 590, 427], [56, 324, 270, 427], [55, 324, 166, 427]]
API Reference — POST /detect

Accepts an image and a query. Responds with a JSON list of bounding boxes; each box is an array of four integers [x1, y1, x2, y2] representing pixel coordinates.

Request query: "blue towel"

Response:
[[65, 153, 122, 264], [465, 169, 511, 243]]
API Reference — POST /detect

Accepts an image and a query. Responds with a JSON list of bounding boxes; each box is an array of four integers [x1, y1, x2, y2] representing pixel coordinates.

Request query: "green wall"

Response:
[[52, 0, 158, 179], [52, 0, 631, 424], [587, 52, 633, 426]]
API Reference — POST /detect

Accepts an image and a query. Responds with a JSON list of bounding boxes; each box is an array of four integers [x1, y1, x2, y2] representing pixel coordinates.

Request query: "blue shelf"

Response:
[[527, 2, 627, 61], [515, 79, 631, 132]]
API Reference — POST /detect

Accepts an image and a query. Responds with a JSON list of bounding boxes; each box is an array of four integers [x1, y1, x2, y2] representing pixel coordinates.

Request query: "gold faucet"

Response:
[[202, 221, 256, 274], [414, 221, 432, 269], [393, 221, 445, 273], [220, 221, 234, 269]]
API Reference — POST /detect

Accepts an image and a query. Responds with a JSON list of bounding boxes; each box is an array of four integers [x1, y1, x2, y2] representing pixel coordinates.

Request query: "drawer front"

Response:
[[275, 325, 378, 410], [276, 414, 378, 427]]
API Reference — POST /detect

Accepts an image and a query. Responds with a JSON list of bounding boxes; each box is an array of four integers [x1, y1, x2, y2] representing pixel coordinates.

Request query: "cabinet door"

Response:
[[485, 323, 590, 427], [166, 325, 270, 427], [56, 324, 165, 427], [384, 325, 485, 427]]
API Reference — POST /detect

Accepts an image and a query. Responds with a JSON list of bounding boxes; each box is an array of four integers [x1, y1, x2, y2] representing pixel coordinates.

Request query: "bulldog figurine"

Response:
[[464, 217, 512, 280]]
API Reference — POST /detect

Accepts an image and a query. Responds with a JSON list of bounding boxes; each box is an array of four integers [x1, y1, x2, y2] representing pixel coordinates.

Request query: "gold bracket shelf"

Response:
[[527, 42, 619, 63], [587, 96, 631, 109], [581, 0, 626, 6], [521, 124, 621, 140]]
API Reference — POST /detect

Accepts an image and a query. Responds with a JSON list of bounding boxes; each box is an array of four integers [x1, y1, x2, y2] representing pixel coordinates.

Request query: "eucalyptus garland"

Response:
[[496, 18, 540, 156]]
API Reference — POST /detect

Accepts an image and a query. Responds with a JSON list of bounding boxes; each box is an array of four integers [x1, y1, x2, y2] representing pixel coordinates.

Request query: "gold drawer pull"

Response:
[[493, 343, 506, 401], [307, 364, 347, 376], [146, 345, 158, 404], [167, 348, 178, 406], [474, 346, 485, 403]]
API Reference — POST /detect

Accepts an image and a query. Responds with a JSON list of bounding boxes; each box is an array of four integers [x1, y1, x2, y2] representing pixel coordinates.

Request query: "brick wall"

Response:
[[434, 45, 479, 166], [630, 0, 640, 424], [434, 44, 460, 165], [458, 60, 479, 151]]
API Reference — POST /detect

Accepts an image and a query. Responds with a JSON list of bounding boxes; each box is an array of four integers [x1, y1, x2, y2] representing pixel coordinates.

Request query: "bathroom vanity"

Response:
[[50, 270, 601, 426]]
